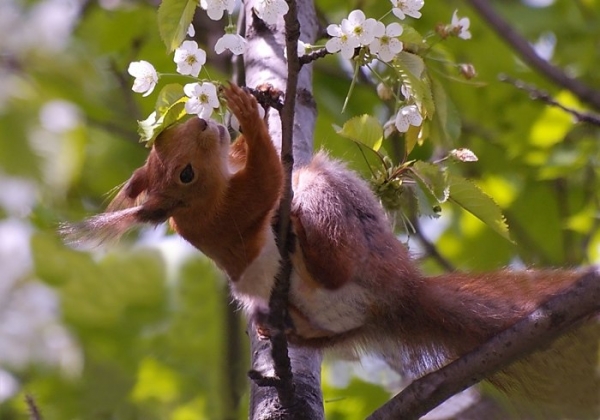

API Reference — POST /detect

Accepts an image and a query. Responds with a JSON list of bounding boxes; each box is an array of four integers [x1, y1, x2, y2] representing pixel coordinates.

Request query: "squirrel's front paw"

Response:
[[251, 308, 296, 340], [251, 308, 273, 340], [223, 84, 260, 131]]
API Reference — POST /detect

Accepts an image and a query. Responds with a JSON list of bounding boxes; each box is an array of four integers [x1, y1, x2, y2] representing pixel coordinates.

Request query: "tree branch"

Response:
[[368, 266, 600, 419], [243, 0, 322, 418], [465, 0, 600, 111], [299, 47, 330, 66], [499, 74, 600, 126], [410, 216, 455, 273], [256, 0, 304, 406], [25, 394, 42, 420]]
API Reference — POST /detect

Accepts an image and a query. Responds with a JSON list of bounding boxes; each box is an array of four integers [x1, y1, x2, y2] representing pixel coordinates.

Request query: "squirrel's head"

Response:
[[61, 116, 232, 246]]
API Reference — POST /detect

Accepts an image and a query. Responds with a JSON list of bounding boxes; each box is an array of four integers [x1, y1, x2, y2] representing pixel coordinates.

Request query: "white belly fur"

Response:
[[232, 229, 369, 334]]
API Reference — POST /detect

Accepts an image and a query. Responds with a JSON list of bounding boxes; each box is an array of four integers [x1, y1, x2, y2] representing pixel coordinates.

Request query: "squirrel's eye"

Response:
[[179, 164, 195, 184]]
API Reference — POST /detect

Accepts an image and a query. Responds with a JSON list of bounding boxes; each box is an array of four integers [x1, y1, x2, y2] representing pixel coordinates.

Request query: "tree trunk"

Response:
[[242, 0, 324, 419]]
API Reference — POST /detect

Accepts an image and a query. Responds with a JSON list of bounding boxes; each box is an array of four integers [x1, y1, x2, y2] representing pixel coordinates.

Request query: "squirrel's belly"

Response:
[[289, 272, 370, 334]]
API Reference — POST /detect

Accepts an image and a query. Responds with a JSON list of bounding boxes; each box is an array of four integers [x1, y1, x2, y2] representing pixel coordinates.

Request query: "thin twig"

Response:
[[25, 394, 43, 420], [499, 75, 600, 126], [410, 217, 455, 272], [247, 86, 284, 111], [368, 266, 600, 419], [465, 0, 600, 111], [299, 47, 330, 66]]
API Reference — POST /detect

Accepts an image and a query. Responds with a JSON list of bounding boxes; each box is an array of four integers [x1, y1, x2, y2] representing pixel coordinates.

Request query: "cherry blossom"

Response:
[[401, 83, 412, 99], [284, 40, 309, 59], [369, 22, 404, 62], [394, 105, 423, 132], [376, 83, 393, 101], [325, 23, 359, 60], [297, 40, 308, 57], [215, 33, 247, 56], [450, 10, 471, 40], [343, 10, 380, 47], [184, 82, 219, 119], [187, 24, 195, 37], [200, 0, 236, 21], [174, 40, 206, 77], [383, 117, 397, 138], [391, 0, 424, 20], [127, 60, 158, 97], [459, 63, 476, 79], [254, 0, 289, 25]]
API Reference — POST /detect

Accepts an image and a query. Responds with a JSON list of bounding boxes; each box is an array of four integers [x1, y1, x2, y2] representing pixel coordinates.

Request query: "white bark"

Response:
[[242, 0, 324, 418]]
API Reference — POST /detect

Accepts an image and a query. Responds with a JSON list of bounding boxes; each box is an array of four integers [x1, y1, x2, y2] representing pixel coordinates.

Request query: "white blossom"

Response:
[[450, 148, 478, 162], [200, 0, 236, 21], [391, 0, 424, 20], [369, 22, 404, 62], [450, 10, 471, 40], [284, 40, 309, 59], [383, 117, 397, 137], [325, 9, 384, 59], [184, 82, 220, 119], [394, 105, 423, 132], [343, 10, 380, 47], [127, 60, 158, 97], [187, 24, 195, 37], [297, 40, 308, 57], [376, 83, 393, 101], [325, 23, 359, 59], [254, 0, 289, 25], [215, 33, 247, 56], [174, 40, 206, 77]]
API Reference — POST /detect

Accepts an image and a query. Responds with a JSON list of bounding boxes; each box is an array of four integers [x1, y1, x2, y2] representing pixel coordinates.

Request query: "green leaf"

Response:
[[397, 51, 425, 79], [430, 76, 461, 145], [157, 0, 197, 52], [412, 180, 441, 218], [410, 161, 449, 203], [138, 84, 187, 146], [404, 124, 421, 155], [392, 52, 435, 120], [156, 83, 186, 114], [398, 26, 425, 49], [448, 174, 511, 241], [336, 115, 384, 152]]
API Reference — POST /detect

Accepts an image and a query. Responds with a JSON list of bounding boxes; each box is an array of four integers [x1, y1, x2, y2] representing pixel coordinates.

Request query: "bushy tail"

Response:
[[416, 269, 599, 417]]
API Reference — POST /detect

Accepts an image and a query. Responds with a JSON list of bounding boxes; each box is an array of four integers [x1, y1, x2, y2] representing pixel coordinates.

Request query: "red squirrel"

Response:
[[63, 84, 597, 414]]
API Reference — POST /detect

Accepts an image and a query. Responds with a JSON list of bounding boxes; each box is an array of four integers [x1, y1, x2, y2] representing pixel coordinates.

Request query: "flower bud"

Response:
[[459, 63, 477, 79], [377, 83, 393, 101]]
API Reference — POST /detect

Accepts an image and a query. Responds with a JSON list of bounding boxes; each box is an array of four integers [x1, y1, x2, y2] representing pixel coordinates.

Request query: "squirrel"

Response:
[[63, 84, 598, 416]]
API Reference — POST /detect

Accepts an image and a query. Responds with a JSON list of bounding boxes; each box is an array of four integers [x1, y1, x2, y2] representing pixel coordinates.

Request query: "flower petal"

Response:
[[386, 22, 403, 37]]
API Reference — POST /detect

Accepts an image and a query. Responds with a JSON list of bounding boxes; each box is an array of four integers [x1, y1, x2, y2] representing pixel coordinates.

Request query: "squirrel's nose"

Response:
[[184, 116, 208, 132], [196, 118, 208, 131]]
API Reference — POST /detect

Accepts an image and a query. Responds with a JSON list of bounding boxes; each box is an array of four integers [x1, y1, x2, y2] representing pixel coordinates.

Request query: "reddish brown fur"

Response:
[[66, 85, 598, 416]]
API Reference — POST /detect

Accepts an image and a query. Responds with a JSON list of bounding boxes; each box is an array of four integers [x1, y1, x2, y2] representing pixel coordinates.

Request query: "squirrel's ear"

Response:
[[108, 166, 150, 212], [125, 167, 149, 199]]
